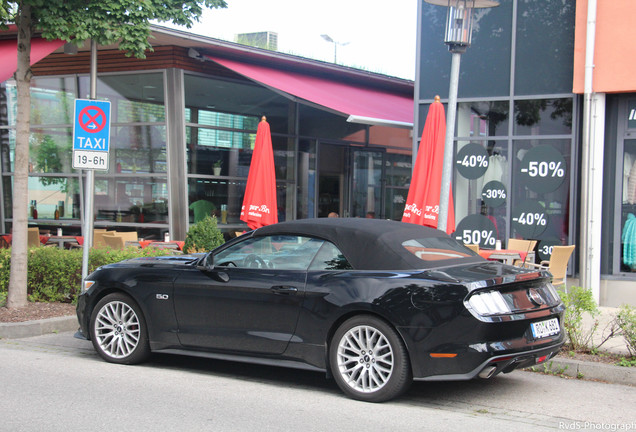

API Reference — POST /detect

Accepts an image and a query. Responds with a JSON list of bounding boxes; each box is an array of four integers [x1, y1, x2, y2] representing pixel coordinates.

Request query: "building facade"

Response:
[[0, 27, 413, 243], [416, 0, 636, 306]]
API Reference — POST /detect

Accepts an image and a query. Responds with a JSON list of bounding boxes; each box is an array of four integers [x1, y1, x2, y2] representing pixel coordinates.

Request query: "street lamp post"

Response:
[[321, 34, 350, 63], [423, 0, 499, 233]]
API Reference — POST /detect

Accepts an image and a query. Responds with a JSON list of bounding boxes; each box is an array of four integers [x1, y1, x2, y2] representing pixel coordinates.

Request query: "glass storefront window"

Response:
[[510, 139, 570, 260], [26, 177, 81, 220], [351, 150, 383, 219], [187, 129, 254, 176], [184, 74, 291, 134], [1, 77, 76, 127], [0, 129, 75, 174], [384, 153, 412, 221], [514, 0, 575, 96], [94, 176, 168, 224], [188, 178, 246, 225], [418, 2, 513, 100], [513, 98, 572, 136], [457, 101, 510, 137], [453, 140, 509, 248], [2, 176, 81, 220], [187, 177, 288, 226], [619, 139, 636, 272], [299, 105, 366, 142], [112, 125, 167, 174], [79, 73, 166, 123], [297, 139, 316, 219]]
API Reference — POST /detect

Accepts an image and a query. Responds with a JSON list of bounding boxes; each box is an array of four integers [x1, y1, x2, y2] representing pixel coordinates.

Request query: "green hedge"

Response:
[[0, 246, 175, 304]]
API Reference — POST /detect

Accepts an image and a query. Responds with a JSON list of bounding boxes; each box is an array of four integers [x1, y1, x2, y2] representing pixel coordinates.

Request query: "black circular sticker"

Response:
[[456, 143, 489, 179], [537, 239, 562, 262], [481, 181, 507, 208], [511, 200, 549, 238], [519, 145, 566, 194], [454, 214, 498, 248]]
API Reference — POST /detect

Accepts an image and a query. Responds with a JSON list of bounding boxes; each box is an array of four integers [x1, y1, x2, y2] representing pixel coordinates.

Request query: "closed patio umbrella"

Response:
[[240, 116, 278, 230], [402, 96, 455, 234]]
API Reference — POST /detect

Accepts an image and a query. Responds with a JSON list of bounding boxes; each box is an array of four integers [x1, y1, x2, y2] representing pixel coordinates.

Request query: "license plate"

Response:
[[531, 318, 560, 339]]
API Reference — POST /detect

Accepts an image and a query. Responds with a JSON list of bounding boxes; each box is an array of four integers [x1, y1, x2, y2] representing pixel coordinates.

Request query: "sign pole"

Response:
[[81, 41, 98, 286]]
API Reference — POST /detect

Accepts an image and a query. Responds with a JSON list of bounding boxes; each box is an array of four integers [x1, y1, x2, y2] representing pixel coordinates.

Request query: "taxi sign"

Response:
[[73, 99, 111, 170]]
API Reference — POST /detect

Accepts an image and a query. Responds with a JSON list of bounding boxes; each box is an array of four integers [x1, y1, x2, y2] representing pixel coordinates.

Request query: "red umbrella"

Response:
[[240, 116, 278, 230], [402, 96, 455, 234]]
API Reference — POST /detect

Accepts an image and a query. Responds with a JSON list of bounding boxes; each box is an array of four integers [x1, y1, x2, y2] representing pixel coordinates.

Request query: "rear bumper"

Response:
[[398, 309, 566, 380], [414, 341, 564, 381]]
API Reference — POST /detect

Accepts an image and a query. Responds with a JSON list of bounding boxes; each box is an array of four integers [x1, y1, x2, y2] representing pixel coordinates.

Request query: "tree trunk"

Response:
[[7, 2, 32, 309]]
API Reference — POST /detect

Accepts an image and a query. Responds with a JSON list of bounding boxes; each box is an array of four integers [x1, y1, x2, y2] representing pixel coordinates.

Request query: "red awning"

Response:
[[0, 37, 65, 83], [205, 55, 413, 128]]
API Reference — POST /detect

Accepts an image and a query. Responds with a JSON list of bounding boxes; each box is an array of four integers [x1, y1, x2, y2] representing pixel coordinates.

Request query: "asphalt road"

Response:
[[1, 332, 634, 432]]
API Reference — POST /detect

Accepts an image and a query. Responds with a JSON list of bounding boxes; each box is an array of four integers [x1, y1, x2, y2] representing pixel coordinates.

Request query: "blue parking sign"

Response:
[[73, 99, 111, 152], [73, 99, 111, 170]]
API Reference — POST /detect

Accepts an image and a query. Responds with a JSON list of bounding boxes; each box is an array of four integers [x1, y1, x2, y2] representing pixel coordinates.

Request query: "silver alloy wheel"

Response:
[[336, 324, 394, 393], [94, 300, 141, 359]]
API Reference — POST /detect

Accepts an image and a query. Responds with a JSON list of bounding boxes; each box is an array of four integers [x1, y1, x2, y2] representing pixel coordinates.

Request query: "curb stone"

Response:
[[0, 316, 78, 339], [526, 357, 636, 387]]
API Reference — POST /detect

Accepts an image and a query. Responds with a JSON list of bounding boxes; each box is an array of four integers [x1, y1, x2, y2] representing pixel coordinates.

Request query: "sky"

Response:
[[169, 0, 418, 80]]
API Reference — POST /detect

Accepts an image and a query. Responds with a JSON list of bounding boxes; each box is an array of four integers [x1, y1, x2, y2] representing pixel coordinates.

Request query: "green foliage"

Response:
[[183, 215, 225, 253], [614, 305, 636, 356], [33, 0, 226, 58], [616, 357, 636, 368], [0, 246, 173, 303], [559, 286, 599, 351], [1, 1, 227, 58]]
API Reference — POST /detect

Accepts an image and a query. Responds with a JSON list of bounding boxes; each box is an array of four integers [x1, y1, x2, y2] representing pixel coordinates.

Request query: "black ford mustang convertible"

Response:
[[76, 218, 565, 402]]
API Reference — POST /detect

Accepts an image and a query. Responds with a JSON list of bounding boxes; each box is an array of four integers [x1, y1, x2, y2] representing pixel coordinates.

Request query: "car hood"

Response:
[[103, 253, 205, 269]]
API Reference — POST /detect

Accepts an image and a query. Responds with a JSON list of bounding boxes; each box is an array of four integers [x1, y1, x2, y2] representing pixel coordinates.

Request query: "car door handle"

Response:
[[270, 286, 298, 295]]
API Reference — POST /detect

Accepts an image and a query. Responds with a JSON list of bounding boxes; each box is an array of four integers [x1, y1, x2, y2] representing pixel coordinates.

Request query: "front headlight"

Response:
[[82, 280, 96, 292]]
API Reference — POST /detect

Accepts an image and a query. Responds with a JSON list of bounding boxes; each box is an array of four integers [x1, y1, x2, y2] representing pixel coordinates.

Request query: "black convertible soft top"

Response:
[[253, 218, 484, 270]]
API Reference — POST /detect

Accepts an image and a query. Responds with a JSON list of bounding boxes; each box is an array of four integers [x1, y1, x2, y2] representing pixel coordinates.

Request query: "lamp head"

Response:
[[424, 0, 500, 53]]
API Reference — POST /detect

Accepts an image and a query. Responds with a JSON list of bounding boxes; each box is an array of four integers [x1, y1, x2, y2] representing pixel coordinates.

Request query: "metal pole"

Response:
[[579, 0, 599, 300], [81, 40, 97, 286], [437, 51, 461, 233]]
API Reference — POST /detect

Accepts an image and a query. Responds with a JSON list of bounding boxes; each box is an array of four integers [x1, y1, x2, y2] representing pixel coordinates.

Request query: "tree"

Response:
[[1, 0, 227, 308]]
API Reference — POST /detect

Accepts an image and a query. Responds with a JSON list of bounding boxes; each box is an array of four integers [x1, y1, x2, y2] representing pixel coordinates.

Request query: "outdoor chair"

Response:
[[525, 245, 575, 290], [464, 244, 479, 254], [92, 229, 114, 248], [27, 227, 41, 247], [103, 231, 139, 250], [103, 234, 125, 250], [507, 238, 537, 267]]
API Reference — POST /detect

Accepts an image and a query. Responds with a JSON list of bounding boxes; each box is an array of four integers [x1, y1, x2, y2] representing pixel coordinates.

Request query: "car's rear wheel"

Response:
[[89, 293, 150, 364], [329, 315, 411, 402]]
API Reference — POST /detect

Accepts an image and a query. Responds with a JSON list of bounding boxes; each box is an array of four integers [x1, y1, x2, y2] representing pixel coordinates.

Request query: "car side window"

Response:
[[215, 235, 324, 270], [309, 241, 352, 270]]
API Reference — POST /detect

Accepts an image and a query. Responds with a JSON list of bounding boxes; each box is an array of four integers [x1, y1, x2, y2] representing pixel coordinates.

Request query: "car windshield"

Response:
[[402, 237, 475, 262]]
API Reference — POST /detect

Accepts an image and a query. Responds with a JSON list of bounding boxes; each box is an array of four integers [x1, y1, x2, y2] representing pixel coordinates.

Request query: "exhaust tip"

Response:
[[478, 366, 497, 379]]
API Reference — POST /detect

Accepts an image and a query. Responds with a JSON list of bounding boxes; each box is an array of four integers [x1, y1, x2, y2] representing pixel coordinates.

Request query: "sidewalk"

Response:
[[0, 315, 78, 339], [0, 308, 634, 386]]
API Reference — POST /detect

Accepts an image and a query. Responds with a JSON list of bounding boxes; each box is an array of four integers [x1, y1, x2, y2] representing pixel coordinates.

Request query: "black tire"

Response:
[[329, 315, 412, 402], [89, 293, 150, 365]]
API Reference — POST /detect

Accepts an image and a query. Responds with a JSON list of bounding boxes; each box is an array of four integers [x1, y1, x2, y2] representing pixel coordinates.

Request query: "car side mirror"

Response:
[[196, 252, 214, 270]]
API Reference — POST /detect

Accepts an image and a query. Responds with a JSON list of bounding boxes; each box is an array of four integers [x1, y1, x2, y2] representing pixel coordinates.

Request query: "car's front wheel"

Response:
[[89, 293, 150, 364], [329, 315, 412, 402]]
